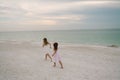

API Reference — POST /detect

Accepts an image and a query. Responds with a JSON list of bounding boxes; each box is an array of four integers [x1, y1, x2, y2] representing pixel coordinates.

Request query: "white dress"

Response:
[[43, 44, 51, 54], [53, 50, 61, 63]]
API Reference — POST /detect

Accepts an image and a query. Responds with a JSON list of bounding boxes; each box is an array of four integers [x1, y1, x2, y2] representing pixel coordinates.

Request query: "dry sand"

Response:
[[0, 41, 120, 80]]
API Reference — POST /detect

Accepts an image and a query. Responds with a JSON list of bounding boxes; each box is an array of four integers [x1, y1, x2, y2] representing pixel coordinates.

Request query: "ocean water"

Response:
[[0, 29, 120, 46]]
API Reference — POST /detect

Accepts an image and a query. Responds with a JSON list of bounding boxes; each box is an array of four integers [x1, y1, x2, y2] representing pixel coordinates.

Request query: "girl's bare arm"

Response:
[[49, 43, 52, 48], [42, 44, 44, 47]]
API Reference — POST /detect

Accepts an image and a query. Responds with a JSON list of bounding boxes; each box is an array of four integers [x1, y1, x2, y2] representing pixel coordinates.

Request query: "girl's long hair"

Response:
[[43, 38, 49, 45], [53, 42, 58, 51]]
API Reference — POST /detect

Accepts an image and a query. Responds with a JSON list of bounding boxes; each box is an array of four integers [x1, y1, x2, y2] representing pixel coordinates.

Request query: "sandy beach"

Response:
[[0, 41, 120, 80]]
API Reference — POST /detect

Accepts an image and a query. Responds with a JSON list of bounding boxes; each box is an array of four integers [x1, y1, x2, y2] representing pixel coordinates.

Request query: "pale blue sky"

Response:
[[0, 0, 120, 31]]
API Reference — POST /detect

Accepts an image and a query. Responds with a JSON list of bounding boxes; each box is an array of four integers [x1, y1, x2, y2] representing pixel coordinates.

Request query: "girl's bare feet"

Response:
[[53, 62, 56, 67]]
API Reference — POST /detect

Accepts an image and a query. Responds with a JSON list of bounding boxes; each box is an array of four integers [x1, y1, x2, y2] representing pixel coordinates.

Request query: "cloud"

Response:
[[1, 0, 120, 18], [16, 1, 120, 17], [23, 20, 57, 26], [0, 14, 86, 25], [0, 19, 57, 26], [0, 19, 57, 31], [0, 0, 120, 31], [0, 3, 26, 19]]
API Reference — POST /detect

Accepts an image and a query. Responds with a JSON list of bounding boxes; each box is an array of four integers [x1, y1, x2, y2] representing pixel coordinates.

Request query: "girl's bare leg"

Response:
[[45, 54, 47, 60], [47, 54, 52, 62], [59, 61, 63, 69]]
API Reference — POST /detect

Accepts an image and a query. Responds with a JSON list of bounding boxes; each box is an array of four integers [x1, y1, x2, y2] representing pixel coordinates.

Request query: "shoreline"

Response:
[[0, 40, 119, 48]]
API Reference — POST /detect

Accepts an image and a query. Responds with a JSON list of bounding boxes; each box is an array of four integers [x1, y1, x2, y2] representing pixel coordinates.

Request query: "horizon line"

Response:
[[0, 28, 120, 32]]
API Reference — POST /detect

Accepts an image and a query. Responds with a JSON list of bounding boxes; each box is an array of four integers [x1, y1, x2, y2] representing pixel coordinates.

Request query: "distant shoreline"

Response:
[[0, 40, 119, 48]]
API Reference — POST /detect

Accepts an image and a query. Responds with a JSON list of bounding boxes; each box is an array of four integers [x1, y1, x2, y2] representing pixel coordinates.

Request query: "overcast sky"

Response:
[[0, 0, 120, 31]]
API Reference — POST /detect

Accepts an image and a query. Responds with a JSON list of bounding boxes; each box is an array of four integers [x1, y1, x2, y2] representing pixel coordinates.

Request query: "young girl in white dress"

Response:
[[42, 38, 52, 62], [52, 42, 63, 69]]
